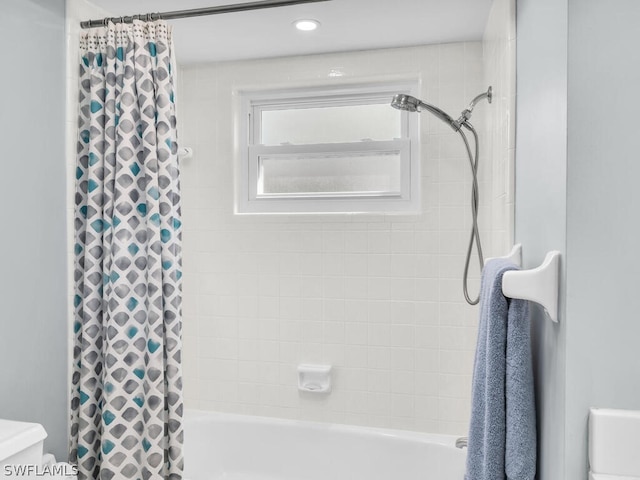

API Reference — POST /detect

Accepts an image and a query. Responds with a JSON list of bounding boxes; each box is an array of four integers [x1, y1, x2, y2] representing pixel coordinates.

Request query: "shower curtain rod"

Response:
[[80, 0, 332, 29]]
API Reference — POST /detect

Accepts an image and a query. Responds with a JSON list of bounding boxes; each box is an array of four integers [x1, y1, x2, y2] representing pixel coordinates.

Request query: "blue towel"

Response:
[[465, 258, 536, 480]]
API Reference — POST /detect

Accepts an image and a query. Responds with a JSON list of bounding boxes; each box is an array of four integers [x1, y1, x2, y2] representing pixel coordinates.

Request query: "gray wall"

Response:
[[0, 0, 68, 460], [515, 0, 568, 477], [565, 0, 640, 477], [517, 0, 640, 477]]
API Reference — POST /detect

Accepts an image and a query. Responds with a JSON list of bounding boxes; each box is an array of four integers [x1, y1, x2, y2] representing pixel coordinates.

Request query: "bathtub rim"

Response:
[[184, 408, 463, 449]]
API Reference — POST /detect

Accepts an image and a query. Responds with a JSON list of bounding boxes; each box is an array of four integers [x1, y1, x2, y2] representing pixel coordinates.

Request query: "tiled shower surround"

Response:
[[65, 0, 514, 437], [178, 39, 510, 435]]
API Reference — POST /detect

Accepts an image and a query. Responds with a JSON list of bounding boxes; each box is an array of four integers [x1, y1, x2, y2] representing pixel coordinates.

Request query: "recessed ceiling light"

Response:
[[294, 19, 320, 32]]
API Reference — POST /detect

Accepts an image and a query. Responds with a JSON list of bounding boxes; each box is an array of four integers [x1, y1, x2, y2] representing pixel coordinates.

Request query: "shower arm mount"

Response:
[[457, 86, 493, 127]]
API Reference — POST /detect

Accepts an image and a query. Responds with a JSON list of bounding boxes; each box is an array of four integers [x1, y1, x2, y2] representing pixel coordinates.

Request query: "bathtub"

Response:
[[183, 410, 466, 480]]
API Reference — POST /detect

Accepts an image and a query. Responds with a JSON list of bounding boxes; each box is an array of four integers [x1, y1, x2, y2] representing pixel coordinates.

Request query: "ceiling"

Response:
[[86, 0, 493, 64]]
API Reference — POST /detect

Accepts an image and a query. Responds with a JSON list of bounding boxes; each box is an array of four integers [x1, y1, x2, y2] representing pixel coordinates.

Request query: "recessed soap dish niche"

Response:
[[298, 364, 332, 393]]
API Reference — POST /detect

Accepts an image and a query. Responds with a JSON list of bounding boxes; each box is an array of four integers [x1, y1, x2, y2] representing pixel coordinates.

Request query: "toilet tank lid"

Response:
[[0, 419, 47, 462]]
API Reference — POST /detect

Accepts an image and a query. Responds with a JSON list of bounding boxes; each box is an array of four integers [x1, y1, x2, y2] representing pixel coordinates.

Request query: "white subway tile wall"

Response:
[[64, 0, 515, 437], [484, 0, 517, 254], [178, 38, 511, 436]]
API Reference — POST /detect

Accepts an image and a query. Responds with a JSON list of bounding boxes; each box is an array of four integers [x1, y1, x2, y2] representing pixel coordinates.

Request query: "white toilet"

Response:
[[0, 418, 76, 478], [589, 408, 640, 480], [0, 418, 47, 469]]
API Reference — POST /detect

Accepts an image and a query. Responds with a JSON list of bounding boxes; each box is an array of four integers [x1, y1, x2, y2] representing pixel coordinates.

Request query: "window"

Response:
[[236, 82, 420, 214]]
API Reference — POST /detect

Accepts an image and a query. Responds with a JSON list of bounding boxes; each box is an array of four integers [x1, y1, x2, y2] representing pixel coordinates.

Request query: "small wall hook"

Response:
[[178, 147, 194, 160]]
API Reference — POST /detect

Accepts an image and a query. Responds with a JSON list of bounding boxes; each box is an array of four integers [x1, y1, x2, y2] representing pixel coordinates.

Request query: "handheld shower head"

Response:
[[390, 94, 420, 113], [391, 87, 492, 132], [390, 87, 494, 305], [391, 93, 460, 131]]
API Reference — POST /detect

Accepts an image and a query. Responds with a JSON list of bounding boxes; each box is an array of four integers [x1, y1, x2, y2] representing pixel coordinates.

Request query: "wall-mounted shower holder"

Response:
[[492, 244, 561, 323], [297, 364, 332, 393]]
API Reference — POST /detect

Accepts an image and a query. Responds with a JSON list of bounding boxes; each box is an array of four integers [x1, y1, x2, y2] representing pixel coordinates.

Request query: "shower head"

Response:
[[391, 88, 493, 305], [390, 94, 421, 113], [391, 87, 493, 132], [391, 93, 459, 131]]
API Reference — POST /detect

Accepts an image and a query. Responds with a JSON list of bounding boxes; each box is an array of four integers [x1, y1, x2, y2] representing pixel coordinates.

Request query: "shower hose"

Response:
[[457, 122, 484, 305]]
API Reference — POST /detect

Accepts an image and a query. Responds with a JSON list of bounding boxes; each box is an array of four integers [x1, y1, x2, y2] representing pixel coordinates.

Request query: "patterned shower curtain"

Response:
[[70, 20, 184, 480]]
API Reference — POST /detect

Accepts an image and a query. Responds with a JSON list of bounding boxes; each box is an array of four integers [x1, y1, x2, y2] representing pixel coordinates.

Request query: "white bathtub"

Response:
[[183, 410, 466, 480]]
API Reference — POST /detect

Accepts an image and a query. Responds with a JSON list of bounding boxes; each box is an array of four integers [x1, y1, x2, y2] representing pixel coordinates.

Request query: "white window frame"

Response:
[[236, 82, 420, 214]]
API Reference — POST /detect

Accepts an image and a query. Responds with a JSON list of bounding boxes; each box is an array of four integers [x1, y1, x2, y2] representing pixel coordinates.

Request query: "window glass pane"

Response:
[[258, 152, 401, 196], [261, 103, 402, 145]]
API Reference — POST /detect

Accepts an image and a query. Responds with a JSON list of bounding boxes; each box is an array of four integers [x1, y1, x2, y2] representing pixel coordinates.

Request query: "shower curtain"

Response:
[[70, 20, 184, 480]]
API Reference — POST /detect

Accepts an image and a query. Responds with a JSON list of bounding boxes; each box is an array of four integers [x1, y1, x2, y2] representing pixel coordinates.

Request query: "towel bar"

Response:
[[494, 244, 561, 323]]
